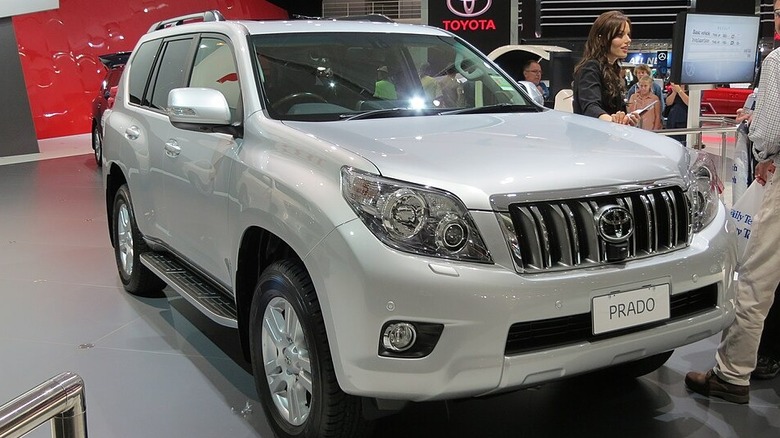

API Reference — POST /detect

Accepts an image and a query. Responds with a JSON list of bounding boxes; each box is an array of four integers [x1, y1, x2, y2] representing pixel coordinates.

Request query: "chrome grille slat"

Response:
[[503, 186, 691, 273], [529, 206, 553, 269], [662, 190, 676, 248], [516, 207, 544, 269], [587, 201, 604, 262], [547, 205, 568, 266], [560, 204, 581, 266], [617, 197, 637, 256], [647, 192, 659, 252], [637, 194, 654, 254], [576, 201, 599, 264]]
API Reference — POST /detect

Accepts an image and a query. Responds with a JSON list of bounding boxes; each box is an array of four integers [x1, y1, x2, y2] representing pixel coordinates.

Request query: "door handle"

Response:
[[164, 139, 181, 158], [125, 125, 140, 140]]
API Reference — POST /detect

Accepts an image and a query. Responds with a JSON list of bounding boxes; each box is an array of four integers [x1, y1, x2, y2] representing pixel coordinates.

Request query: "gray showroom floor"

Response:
[[1, 151, 779, 438]]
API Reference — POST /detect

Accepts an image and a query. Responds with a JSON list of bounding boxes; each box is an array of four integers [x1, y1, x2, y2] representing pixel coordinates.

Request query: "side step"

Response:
[[140, 252, 238, 328]]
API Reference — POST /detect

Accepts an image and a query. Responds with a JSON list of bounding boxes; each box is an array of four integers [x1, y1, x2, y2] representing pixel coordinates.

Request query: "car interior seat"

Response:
[[554, 89, 573, 113]]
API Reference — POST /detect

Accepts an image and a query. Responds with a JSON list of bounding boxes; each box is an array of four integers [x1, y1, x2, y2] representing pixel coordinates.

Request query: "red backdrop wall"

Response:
[[12, 0, 287, 139]]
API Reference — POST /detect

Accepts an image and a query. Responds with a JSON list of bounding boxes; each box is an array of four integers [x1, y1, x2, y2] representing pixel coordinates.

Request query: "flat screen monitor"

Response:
[[670, 12, 760, 85]]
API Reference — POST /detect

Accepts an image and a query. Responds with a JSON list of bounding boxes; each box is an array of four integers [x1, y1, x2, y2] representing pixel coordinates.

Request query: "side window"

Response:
[[128, 39, 162, 105], [150, 38, 194, 110], [189, 36, 241, 121]]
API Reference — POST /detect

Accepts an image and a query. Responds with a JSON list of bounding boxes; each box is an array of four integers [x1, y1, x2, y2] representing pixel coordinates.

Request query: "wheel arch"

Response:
[[105, 163, 127, 247], [235, 226, 302, 360]]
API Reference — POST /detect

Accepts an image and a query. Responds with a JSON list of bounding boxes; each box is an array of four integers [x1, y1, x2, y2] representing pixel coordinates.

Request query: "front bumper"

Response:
[[304, 203, 736, 401]]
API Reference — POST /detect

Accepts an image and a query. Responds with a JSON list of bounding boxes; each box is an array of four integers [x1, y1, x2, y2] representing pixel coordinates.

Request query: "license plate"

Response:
[[592, 284, 670, 335]]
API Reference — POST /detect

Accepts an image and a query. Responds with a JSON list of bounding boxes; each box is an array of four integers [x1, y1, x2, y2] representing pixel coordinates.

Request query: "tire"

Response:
[[249, 260, 370, 438], [112, 184, 165, 296], [92, 122, 102, 167]]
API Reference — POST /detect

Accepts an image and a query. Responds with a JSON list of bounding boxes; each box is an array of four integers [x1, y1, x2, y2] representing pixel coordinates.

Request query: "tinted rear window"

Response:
[[128, 39, 162, 105]]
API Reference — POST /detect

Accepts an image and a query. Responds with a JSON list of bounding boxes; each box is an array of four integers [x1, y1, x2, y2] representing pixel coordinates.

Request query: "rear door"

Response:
[[106, 38, 167, 239]]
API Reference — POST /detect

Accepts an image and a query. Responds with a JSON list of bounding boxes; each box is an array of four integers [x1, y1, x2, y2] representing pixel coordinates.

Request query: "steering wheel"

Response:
[[272, 92, 327, 113], [454, 52, 483, 81]]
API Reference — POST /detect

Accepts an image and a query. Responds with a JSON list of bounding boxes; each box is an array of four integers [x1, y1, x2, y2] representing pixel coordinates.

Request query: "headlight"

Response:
[[687, 150, 722, 233], [341, 167, 492, 263]]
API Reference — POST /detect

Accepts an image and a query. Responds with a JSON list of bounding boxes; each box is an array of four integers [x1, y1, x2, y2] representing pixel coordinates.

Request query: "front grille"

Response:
[[504, 283, 718, 356], [498, 186, 691, 273]]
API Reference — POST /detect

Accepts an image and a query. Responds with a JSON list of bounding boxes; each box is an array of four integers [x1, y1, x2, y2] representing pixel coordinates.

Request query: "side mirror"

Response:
[[516, 81, 545, 106], [167, 87, 232, 126]]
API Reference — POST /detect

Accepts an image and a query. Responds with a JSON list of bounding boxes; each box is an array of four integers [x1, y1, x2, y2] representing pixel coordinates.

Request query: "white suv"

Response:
[[103, 11, 736, 438]]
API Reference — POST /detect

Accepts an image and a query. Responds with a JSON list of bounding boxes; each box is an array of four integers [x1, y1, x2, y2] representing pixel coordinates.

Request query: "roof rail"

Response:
[[332, 14, 395, 23], [289, 13, 395, 23], [147, 10, 225, 33]]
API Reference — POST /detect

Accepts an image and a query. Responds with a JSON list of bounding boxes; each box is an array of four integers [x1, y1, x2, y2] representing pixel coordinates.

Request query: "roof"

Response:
[[145, 14, 451, 38], [241, 19, 451, 36]]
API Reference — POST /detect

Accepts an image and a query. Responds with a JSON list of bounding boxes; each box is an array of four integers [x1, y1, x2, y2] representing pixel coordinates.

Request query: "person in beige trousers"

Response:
[[685, 0, 780, 403]]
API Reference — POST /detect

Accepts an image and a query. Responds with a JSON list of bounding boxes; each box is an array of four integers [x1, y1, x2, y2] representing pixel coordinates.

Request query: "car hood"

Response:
[[283, 111, 690, 210]]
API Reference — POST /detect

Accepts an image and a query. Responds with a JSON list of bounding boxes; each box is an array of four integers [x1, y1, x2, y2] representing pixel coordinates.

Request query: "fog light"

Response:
[[382, 322, 417, 352], [379, 321, 444, 358]]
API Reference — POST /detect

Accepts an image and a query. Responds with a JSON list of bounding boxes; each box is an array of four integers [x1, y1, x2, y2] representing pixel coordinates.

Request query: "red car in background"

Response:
[[700, 87, 753, 116], [91, 52, 130, 166]]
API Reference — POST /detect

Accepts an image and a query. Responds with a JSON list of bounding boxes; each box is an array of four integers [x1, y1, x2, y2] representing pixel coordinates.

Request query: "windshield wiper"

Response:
[[440, 103, 541, 116], [341, 107, 439, 121]]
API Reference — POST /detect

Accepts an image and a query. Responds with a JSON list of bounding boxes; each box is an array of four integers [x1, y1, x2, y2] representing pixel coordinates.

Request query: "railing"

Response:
[[323, 1, 422, 21], [654, 117, 740, 199], [0, 372, 87, 438]]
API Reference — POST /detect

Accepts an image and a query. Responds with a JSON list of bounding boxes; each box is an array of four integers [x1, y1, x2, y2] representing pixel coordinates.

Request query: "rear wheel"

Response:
[[112, 184, 165, 296], [92, 122, 102, 166], [249, 260, 370, 438]]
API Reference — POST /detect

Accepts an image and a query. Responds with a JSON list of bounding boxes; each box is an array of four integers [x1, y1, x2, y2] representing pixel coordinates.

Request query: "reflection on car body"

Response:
[[91, 51, 130, 166]]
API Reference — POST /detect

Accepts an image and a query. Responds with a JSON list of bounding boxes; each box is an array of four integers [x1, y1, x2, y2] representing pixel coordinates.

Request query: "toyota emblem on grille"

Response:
[[596, 205, 634, 243]]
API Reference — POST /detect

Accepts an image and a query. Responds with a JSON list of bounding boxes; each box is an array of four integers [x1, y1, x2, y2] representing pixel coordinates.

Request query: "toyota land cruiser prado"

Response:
[[102, 11, 737, 438]]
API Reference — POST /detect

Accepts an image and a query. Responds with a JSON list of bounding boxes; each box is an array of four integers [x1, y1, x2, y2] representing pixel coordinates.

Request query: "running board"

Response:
[[140, 252, 238, 328]]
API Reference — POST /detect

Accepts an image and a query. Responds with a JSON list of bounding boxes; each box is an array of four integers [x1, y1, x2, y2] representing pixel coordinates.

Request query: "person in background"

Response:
[[572, 10, 637, 125], [418, 62, 442, 103], [623, 67, 636, 89], [685, 0, 780, 402], [627, 76, 662, 130], [374, 65, 397, 100], [665, 82, 689, 145], [755, 290, 780, 379], [734, 77, 780, 382], [522, 59, 550, 100], [438, 66, 464, 108], [627, 64, 665, 115]]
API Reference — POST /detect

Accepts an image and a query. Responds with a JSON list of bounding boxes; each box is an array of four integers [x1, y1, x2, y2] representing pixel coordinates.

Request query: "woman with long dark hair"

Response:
[[573, 10, 636, 125]]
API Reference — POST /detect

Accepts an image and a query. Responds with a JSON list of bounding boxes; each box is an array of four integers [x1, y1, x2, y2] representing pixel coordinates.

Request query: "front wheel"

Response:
[[112, 184, 165, 296], [249, 260, 370, 438]]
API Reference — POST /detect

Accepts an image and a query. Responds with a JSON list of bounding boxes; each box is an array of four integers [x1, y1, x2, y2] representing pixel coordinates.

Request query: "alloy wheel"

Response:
[[262, 296, 312, 426], [116, 202, 134, 276]]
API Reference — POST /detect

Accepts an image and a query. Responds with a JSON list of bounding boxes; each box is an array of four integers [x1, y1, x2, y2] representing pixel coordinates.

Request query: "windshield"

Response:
[[251, 32, 532, 121]]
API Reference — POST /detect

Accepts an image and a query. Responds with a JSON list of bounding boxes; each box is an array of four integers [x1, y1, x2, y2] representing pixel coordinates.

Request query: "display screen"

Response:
[[671, 12, 760, 85]]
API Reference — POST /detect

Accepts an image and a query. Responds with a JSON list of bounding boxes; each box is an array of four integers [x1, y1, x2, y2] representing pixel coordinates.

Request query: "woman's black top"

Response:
[[573, 59, 626, 118], [666, 93, 689, 129]]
